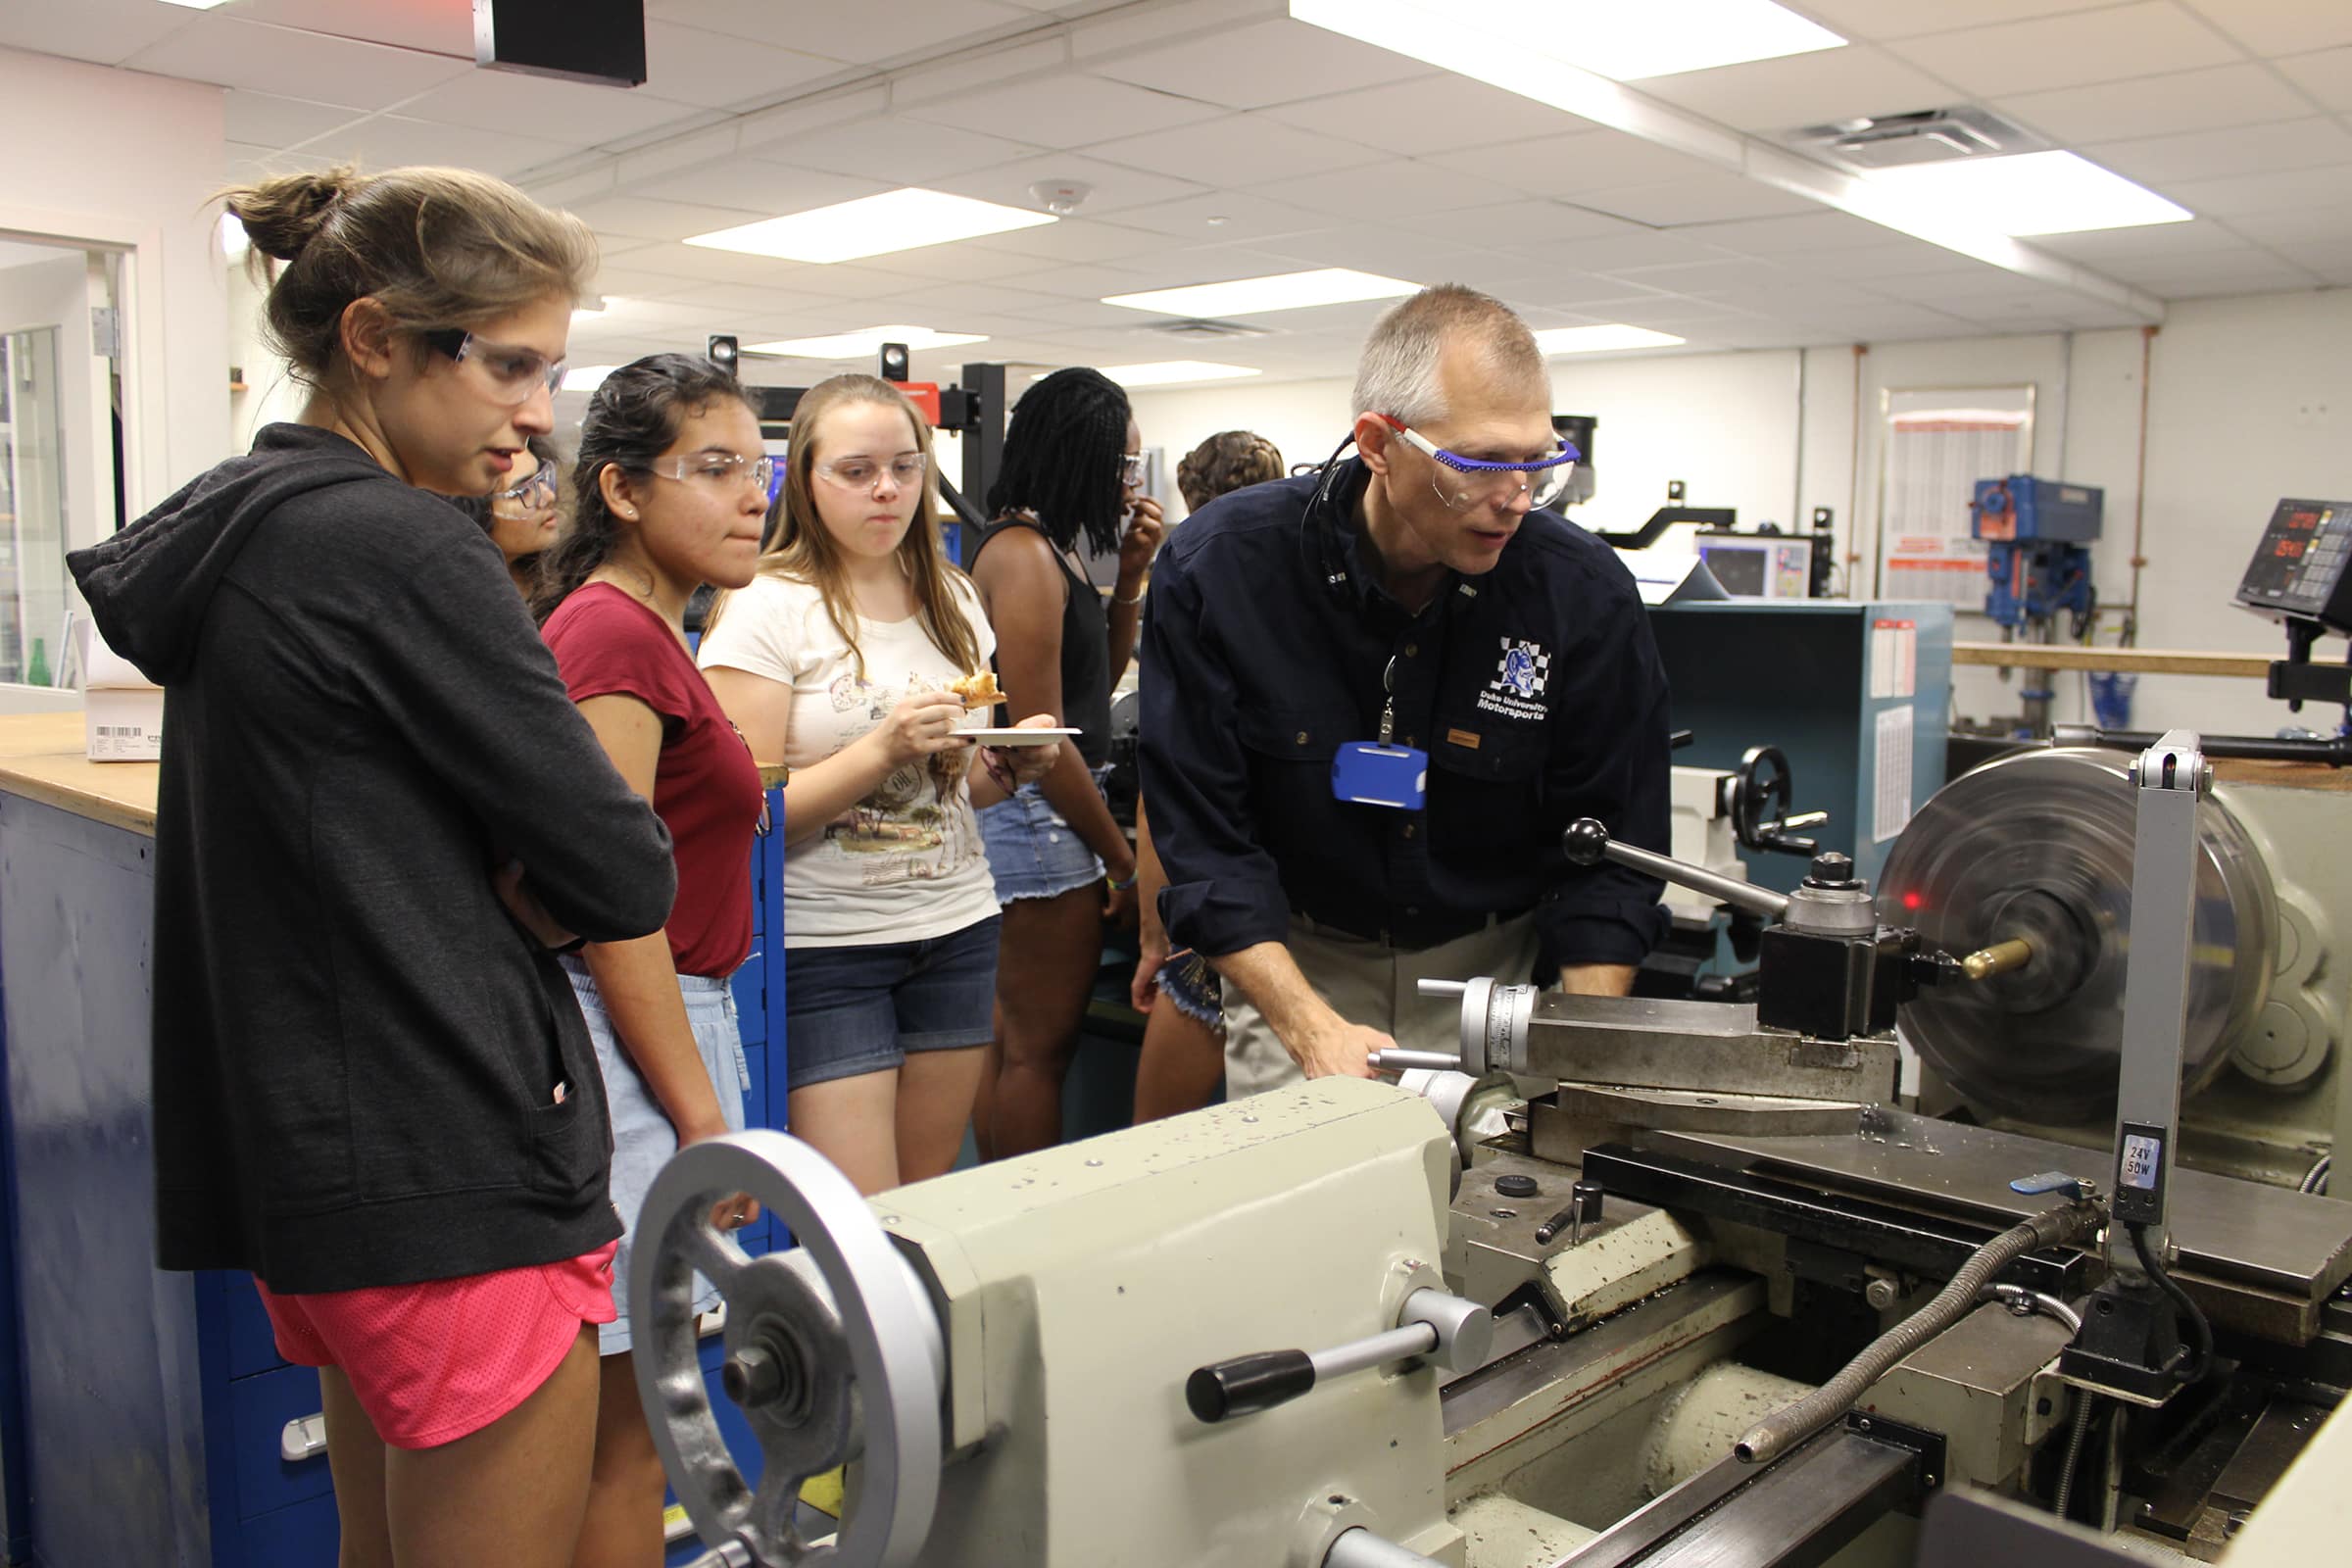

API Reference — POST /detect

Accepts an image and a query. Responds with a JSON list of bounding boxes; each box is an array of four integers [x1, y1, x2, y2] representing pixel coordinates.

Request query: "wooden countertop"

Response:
[[1952, 642, 2273, 679], [0, 712, 158, 834], [0, 711, 787, 840]]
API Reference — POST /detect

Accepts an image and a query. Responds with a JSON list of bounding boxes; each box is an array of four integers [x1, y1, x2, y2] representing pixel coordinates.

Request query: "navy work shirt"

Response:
[[1138, 459, 1672, 981]]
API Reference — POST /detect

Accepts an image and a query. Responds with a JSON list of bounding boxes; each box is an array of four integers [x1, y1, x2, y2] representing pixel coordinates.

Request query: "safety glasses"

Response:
[[646, 452, 779, 494], [493, 462, 558, 511], [1377, 415, 1580, 513], [815, 453, 929, 491], [420, 328, 567, 407]]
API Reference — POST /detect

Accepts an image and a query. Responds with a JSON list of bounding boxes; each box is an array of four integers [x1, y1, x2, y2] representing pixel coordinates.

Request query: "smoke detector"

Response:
[[1028, 179, 1092, 216], [1788, 107, 2047, 171]]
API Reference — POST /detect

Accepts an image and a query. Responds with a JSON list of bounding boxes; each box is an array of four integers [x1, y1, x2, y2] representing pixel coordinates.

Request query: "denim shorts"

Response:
[[562, 956, 750, 1357], [978, 766, 1111, 905], [783, 914, 1001, 1093], [1157, 949, 1225, 1030]]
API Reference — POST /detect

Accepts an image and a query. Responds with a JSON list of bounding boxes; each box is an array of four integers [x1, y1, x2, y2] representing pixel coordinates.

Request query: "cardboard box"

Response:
[[83, 626, 163, 761]]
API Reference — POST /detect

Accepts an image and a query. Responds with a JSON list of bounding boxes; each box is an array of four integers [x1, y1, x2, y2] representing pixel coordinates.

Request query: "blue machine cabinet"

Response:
[[0, 759, 790, 1568], [1647, 600, 1952, 899]]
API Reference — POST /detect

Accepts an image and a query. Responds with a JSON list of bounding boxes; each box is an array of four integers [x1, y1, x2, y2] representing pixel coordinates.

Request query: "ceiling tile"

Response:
[[1634, 45, 1959, 135], [224, 90, 369, 150], [228, 0, 473, 54], [122, 14, 471, 109], [897, 73, 1221, 148], [223, 140, 338, 178], [959, 220, 1169, 263], [2226, 203, 2352, 246], [1104, 192, 1332, 244], [298, 114, 585, 179], [1090, 114, 1382, 184], [648, 282, 854, 316], [756, 116, 1044, 185], [1261, 74, 1589, 158], [566, 194, 781, 242], [642, 21, 844, 109], [853, 244, 1072, 285], [1087, 17, 1432, 109], [1526, 232, 1748, 273], [0, 0, 202, 67], [1568, 173, 1821, 226], [1244, 163, 1534, 220], [1426, 129, 1724, 199], [2175, 0, 2352, 58], [1241, 224, 1527, 284], [1599, 257, 1795, 294], [614, 161, 886, 218], [2128, 253, 2325, 296], [2278, 47, 2352, 112], [1680, 211, 1903, 255], [652, 0, 1036, 62], [2029, 218, 2263, 264], [2268, 244, 2352, 285], [1886, 2, 2245, 97], [393, 69, 711, 144], [1995, 63, 2309, 143], [2084, 116, 2352, 184], [1790, 3, 2125, 44], [862, 280, 1067, 317], [2158, 164, 2352, 218], [925, 152, 1207, 217]]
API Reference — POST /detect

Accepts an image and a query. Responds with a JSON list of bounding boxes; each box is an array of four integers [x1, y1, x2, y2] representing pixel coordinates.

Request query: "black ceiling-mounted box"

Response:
[[474, 0, 647, 89]]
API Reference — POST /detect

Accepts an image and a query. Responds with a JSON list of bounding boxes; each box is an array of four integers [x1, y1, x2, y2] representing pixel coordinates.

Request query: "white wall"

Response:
[[1132, 288, 2352, 740], [0, 46, 228, 519]]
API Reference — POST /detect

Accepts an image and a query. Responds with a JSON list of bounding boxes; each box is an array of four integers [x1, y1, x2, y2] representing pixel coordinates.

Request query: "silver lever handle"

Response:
[[1563, 817, 1789, 920], [1187, 1289, 1493, 1423]]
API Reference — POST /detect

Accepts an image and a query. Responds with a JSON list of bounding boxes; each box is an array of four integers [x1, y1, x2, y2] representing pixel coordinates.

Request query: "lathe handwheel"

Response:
[[632, 1131, 944, 1568]]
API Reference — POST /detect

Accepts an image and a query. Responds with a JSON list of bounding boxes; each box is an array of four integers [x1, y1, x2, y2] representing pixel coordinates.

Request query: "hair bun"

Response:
[[225, 167, 364, 264]]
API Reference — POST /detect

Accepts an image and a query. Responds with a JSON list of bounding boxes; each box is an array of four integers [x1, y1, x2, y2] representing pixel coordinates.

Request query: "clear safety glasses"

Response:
[[1377, 415, 1581, 513], [815, 453, 929, 491], [420, 328, 566, 407], [646, 452, 779, 493], [493, 462, 558, 511]]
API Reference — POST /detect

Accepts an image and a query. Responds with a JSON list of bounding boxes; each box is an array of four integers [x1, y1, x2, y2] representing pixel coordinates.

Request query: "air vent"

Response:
[[1147, 318, 1276, 340], [1788, 107, 2048, 171]]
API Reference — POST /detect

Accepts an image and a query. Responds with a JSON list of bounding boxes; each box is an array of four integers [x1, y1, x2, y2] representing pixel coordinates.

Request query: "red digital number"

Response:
[[2277, 539, 2306, 559]]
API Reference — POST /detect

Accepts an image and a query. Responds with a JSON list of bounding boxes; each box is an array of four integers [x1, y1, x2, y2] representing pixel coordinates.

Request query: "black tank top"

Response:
[[971, 516, 1112, 768]]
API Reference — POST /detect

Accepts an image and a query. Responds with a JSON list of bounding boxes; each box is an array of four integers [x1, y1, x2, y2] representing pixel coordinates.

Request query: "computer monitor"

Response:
[[1696, 535, 1813, 600]]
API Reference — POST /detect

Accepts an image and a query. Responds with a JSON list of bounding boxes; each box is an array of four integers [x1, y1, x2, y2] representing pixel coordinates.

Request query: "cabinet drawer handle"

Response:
[[280, 1412, 327, 1464]]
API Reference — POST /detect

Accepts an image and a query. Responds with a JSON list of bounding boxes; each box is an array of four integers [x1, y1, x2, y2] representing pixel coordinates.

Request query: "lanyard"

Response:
[[1379, 656, 1396, 745]]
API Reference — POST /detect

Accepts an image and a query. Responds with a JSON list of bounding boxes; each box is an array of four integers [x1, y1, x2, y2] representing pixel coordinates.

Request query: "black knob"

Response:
[[1573, 1180, 1604, 1223], [1187, 1349, 1316, 1423], [1494, 1174, 1540, 1199], [1564, 818, 1610, 866], [1806, 851, 1857, 888]]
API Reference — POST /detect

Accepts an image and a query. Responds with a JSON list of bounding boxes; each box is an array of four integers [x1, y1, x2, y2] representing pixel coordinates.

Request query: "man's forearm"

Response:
[[1557, 962, 1638, 997], [1212, 942, 1337, 1055]]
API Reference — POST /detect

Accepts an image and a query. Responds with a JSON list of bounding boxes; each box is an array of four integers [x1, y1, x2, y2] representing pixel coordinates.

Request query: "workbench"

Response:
[[0, 712, 790, 1566]]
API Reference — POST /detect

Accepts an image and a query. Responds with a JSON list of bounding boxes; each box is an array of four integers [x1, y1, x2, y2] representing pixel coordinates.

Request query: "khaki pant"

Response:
[[1222, 911, 1542, 1099]]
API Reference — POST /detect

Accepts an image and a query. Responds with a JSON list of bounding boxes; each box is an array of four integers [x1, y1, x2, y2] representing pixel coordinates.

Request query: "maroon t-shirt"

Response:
[[543, 583, 761, 977]]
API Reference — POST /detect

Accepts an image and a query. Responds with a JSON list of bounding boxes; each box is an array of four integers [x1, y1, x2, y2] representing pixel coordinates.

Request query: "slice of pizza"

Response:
[[948, 670, 1004, 709]]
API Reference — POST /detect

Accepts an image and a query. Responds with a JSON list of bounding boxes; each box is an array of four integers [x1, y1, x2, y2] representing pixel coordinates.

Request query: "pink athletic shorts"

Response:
[[254, 1241, 620, 1450]]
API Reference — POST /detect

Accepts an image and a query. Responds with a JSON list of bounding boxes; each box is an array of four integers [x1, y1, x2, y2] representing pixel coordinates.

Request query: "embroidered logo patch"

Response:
[[1477, 637, 1550, 721]]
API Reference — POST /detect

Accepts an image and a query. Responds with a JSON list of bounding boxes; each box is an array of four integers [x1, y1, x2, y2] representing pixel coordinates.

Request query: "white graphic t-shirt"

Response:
[[698, 571, 1000, 949]]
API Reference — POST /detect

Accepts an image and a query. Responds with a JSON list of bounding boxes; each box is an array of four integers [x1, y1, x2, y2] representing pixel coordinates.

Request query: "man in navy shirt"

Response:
[[1137, 285, 1671, 1092]]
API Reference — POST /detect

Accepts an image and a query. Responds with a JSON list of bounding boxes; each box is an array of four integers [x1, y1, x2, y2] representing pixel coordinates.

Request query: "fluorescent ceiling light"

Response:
[[1291, 0, 1841, 84], [571, 296, 608, 319], [685, 188, 1055, 264], [1102, 268, 1419, 318], [158, 0, 234, 9], [1099, 362, 1264, 388], [218, 214, 247, 261], [562, 365, 619, 393], [1864, 151, 2192, 236], [1535, 324, 1687, 355], [746, 324, 988, 359]]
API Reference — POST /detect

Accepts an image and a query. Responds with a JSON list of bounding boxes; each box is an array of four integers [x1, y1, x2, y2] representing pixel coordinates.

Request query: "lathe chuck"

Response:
[[1878, 748, 2276, 1123]]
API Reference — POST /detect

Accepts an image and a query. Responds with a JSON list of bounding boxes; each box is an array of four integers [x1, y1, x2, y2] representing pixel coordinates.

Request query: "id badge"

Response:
[[1332, 742, 1428, 810]]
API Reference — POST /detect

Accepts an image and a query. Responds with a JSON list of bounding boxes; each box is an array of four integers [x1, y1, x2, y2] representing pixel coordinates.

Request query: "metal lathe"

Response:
[[634, 728, 2352, 1568]]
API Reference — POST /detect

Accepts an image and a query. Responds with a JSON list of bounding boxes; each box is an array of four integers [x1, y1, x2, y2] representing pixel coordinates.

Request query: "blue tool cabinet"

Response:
[[0, 773, 790, 1568]]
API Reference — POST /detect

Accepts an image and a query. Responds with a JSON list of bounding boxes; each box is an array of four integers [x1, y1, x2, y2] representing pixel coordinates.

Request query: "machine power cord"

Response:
[[1733, 1200, 2102, 1467], [2128, 1221, 2215, 1385]]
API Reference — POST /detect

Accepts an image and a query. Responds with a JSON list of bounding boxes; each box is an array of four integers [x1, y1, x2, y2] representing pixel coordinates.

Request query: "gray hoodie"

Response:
[[70, 423, 675, 1292]]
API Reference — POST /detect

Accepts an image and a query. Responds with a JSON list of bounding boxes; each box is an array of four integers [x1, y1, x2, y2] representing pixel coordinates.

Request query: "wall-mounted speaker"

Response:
[[474, 0, 647, 89]]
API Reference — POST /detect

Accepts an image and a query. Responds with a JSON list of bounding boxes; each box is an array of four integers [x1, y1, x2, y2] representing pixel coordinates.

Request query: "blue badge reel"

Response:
[[1333, 742, 1428, 810]]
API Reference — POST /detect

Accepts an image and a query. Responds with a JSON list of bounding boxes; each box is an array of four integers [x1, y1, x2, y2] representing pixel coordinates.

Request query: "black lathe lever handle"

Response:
[[1186, 1349, 1315, 1423]]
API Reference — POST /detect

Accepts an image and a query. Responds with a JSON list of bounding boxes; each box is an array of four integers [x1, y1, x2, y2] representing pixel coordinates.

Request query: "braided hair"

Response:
[[987, 367, 1131, 557], [1176, 430, 1285, 513]]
